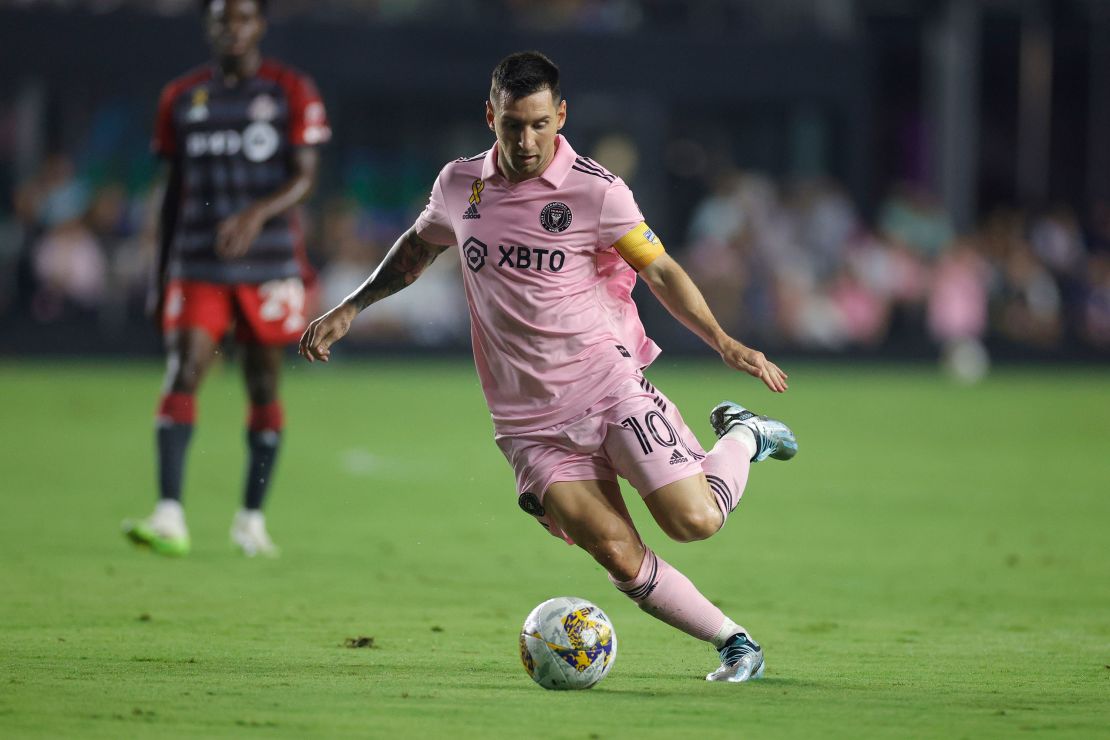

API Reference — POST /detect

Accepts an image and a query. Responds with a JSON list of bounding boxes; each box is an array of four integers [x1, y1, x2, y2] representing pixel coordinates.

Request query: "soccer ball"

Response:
[[518, 596, 617, 690]]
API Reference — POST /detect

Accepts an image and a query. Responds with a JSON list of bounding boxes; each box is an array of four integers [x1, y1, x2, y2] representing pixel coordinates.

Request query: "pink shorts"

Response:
[[495, 373, 707, 544]]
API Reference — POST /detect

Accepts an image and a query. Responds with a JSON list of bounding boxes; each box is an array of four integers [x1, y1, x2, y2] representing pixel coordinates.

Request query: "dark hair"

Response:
[[490, 51, 561, 103], [200, 0, 268, 13]]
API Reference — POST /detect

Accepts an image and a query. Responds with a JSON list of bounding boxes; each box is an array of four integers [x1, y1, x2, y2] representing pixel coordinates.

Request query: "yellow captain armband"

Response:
[[613, 222, 666, 270]]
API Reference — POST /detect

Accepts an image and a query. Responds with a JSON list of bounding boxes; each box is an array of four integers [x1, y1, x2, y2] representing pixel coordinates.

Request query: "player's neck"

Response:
[[502, 161, 550, 185], [216, 51, 262, 86], [498, 140, 558, 185]]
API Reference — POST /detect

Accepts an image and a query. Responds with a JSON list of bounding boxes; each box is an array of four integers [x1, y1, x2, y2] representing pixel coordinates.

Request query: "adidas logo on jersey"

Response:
[[463, 178, 484, 219], [669, 450, 688, 465]]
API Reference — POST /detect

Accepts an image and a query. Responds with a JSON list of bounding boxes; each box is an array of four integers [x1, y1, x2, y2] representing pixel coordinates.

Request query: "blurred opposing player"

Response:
[[123, 0, 330, 557], [301, 52, 795, 681]]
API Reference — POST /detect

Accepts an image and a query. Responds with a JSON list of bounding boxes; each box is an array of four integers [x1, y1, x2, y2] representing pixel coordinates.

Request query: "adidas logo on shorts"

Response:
[[669, 449, 688, 465]]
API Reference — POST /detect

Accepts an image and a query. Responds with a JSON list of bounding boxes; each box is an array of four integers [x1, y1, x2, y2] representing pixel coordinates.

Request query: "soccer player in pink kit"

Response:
[[300, 52, 797, 682]]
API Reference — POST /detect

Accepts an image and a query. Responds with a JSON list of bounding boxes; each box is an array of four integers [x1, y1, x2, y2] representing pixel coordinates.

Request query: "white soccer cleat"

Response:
[[230, 509, 280, 558], [706, 632, 766, 683], [709, 401, 797, 462]]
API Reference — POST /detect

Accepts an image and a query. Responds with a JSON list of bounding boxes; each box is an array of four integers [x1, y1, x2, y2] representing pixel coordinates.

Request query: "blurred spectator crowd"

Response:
[[0, 152, 469, 348], [683, 173, 1110, 361], [4, 148, 1110, 361]]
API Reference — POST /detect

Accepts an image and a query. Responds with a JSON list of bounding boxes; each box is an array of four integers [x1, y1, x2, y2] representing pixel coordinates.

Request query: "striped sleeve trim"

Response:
[[572, 157, 616, 182]]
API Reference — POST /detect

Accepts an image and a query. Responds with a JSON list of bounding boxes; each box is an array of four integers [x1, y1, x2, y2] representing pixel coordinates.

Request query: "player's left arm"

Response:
[[620, 228, 788, 393], [215, 147, 320, 259]]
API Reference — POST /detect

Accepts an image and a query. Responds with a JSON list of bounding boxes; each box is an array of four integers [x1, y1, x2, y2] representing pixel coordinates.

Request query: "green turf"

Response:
[[1, 358, 1108, 739]]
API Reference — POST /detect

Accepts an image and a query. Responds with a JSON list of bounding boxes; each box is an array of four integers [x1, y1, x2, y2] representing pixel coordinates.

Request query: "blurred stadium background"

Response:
[[2, 0, 1109, 369]]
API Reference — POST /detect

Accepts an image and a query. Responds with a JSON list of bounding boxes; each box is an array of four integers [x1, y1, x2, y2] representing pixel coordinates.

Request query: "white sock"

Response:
[[711, 618, 747, 649], [725, 425, 758, 461], [235, 509, 265, 525], [151, 499, 186, 535], [154, 499, 183, 516]]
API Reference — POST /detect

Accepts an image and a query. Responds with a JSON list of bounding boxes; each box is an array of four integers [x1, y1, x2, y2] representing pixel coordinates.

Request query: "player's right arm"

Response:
[[298, 227, 450, 362]]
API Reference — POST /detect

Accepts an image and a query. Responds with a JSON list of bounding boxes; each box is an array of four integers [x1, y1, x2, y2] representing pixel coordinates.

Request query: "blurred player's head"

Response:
[[487, 52, 566, 183], [202, 0, 267, 63]]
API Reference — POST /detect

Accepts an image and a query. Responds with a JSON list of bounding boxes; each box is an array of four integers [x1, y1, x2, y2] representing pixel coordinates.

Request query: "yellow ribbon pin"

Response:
[[469, 179, 484, 206]]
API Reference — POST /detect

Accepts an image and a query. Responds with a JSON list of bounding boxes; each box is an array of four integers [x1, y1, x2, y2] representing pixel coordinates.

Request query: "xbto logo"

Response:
[[463, 237, 488, 272], [497, 245, 566, 272]]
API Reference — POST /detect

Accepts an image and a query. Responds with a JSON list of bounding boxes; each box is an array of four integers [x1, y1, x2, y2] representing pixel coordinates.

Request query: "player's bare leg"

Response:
[[164, 327, 221, 395], [643, 476, 723, 542], [544, 479, 644, 581], [123, 327, 219, 556], [232, 342, 284, 557], [544, 480, 762, 682]]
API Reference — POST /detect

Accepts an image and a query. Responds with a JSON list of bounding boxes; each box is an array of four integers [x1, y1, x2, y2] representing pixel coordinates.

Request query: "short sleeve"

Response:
[[413, 173, 456, 246], [152, 83, 178, 158], [285, 72, 331, 146], [598, 177, 645, 250]]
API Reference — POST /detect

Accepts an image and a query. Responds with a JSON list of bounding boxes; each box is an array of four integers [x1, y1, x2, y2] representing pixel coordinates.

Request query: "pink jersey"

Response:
[[414, 135, 661, 432]]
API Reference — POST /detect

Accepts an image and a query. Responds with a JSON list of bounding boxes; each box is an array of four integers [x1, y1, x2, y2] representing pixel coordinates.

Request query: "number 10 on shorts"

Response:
[[620, 412, 682, 456]]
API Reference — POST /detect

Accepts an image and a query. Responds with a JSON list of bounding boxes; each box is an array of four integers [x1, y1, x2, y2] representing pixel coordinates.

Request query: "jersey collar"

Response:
[[482, 134, 576, 188]]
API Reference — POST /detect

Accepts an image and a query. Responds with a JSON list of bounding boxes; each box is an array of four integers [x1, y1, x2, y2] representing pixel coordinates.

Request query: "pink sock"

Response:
[[610, 549, 726, 642], [701, 436, 751, 527]]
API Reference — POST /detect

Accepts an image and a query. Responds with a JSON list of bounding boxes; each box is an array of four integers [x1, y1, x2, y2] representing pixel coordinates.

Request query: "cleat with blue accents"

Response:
[[709, 401, 797, 462], [706, 632, 765, 683]]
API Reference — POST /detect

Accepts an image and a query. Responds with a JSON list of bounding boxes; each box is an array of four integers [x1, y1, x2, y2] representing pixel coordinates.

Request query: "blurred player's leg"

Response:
[[123, 327, 219, 556], [158, 327, 219, 502], [231, 342, 284, 557], [544, 480, 762, 681]]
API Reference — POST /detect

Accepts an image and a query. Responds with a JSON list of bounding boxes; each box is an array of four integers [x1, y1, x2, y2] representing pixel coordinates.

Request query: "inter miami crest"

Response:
[[540, 202, 572, 233]]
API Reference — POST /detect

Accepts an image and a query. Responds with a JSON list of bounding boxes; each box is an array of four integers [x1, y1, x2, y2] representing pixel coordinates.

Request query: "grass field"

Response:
[[1, 358, 1108, 738]]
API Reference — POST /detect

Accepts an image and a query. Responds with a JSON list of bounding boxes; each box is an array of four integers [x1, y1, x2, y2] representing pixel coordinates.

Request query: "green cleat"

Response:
[[122, 500, 190, 557]]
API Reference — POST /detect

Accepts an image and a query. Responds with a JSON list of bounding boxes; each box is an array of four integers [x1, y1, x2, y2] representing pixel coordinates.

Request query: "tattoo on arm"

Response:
[[346, 228, 450, 310]]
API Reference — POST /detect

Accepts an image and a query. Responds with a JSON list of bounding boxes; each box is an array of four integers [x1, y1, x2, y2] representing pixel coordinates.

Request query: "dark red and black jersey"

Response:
[[153, 59, 330, 284]]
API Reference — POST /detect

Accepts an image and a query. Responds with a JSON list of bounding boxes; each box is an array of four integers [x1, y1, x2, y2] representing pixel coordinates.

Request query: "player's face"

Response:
[[206, 0, 266, 60], [487, 89, 566, 183]]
